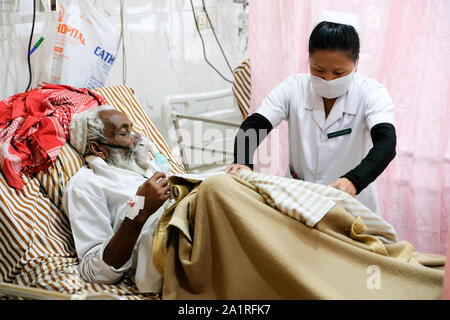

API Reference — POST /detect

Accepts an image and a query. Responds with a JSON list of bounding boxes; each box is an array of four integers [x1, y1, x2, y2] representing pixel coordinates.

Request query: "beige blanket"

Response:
[[153, 173, 445, 299]]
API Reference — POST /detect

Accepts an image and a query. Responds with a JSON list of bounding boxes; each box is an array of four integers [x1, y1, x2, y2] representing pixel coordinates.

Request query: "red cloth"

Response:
[[0, 83, 106, 190]]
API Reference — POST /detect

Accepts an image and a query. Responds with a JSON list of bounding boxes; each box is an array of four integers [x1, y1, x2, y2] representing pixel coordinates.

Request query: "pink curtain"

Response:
[[249, 0, 450, 254]]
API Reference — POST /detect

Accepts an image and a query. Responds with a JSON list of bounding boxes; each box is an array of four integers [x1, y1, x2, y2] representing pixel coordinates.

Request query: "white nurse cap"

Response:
[[314, 10, 360, 32]]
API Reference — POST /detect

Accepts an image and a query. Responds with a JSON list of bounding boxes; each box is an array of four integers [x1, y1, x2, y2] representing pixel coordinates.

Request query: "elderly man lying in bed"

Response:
[[63, 105, 170, 293], [64, 106, 445, 299]]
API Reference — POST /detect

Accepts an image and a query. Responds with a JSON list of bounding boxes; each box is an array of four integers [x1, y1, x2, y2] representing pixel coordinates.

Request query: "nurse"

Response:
[[226, 17, 397, 215]]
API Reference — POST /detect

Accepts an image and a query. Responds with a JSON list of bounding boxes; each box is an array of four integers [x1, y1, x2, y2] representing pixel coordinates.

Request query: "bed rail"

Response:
[[0, 281, 123, 300], [161, 88, 242, 173]]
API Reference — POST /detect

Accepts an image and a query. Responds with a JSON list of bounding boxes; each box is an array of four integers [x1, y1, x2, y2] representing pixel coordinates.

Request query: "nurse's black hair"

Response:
[[309, 21, 360, 62]]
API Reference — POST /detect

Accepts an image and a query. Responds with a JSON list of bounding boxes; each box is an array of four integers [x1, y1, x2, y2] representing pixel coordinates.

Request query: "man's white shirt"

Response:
[[62, 155, 164, 292]]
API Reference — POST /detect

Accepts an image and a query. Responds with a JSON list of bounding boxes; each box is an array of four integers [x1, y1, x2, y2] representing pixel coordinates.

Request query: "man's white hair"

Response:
[[70, 105, 148, 176], [69, 105, 115, 156]]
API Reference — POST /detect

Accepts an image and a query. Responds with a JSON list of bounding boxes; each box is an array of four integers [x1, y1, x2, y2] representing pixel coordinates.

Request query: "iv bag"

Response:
[[50, 0, 120, 88]]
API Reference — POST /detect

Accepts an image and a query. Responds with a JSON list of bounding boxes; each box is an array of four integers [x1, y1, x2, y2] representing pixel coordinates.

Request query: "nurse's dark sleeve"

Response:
[[233, 113, 273, 170], [342, 123, 396, 194]]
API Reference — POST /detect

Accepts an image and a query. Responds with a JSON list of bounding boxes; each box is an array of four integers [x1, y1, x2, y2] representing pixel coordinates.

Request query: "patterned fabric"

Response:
[[232, 59, 251, 120], [0, 83, 106, 190], [0, 84, 183, 299], [236, 170, 397, 243]]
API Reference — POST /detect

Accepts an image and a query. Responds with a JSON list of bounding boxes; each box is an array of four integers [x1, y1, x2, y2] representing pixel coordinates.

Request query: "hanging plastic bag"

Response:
[[50, 0, 120, 88]]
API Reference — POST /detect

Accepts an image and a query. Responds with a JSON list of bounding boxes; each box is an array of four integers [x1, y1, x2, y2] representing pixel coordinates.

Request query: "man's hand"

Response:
[[103, 172, 169, 269], [329, 178, 357, 197], [225, 164, 252, 175], [135, 172, 170, 224]]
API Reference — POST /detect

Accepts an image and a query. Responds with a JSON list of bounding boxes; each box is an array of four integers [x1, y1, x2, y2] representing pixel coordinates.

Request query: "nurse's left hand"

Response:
[[329, 178, 357, 197]]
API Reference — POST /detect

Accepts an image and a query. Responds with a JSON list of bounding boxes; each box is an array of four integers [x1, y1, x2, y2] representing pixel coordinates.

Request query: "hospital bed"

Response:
[[0, 60, 251, 300], [0, 84, 185, 300], [1, 60, 448, 299]]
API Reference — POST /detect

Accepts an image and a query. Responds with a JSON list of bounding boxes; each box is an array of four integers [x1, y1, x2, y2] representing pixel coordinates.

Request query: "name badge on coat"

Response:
[[327, 128, 352, 139]]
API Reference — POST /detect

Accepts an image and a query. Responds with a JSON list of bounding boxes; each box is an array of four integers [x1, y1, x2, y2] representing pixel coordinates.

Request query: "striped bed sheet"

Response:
[[232, 59, 251, 120], [0, 84, 184, 299]]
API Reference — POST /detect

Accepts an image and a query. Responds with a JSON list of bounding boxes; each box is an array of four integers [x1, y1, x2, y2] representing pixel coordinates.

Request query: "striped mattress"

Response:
[[232, 59, 251, 120], [0, 84, 185, 299]]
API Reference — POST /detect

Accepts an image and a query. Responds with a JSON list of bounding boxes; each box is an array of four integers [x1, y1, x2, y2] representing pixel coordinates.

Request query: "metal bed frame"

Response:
[[161, 88, 242, 173], [0, 281, 122, 300]]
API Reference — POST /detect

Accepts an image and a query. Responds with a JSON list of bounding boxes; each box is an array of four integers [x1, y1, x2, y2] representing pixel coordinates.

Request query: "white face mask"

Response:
[[311, 69, 355, 99]]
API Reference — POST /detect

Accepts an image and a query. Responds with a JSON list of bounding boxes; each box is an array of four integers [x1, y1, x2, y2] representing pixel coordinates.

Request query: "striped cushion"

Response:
[[36, 143, 84, 209], [232, 59, 251, 120], [1, 84, 184, 299]]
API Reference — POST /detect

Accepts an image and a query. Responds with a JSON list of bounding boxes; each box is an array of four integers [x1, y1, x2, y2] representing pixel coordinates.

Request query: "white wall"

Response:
[[0, 0, 249, 132]]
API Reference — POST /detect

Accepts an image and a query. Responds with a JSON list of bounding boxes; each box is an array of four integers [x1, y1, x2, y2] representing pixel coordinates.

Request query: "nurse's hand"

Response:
[[225, 164, 252, 175], [329, 178, 357, 197]]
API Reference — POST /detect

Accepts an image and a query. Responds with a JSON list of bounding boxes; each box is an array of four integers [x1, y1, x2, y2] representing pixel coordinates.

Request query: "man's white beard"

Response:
[[108, 148, 148, 176]]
